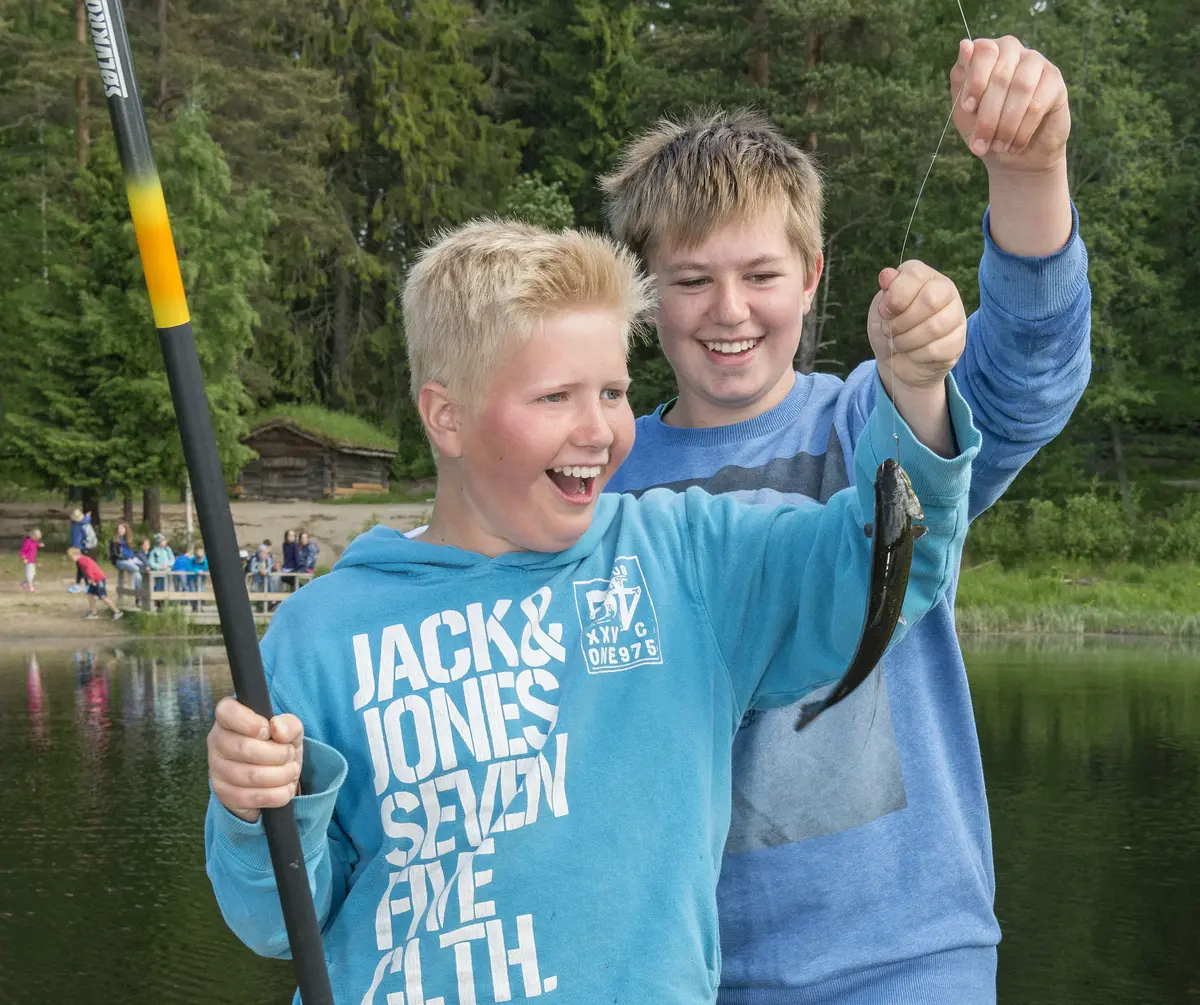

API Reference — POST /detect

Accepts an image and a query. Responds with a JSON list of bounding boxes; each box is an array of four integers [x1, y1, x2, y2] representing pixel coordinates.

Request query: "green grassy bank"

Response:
[[956, 561, 1200, 637]]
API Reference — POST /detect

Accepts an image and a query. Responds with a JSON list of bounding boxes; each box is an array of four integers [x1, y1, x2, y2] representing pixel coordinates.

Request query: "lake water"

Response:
[[1, 639, 1197, 1003]]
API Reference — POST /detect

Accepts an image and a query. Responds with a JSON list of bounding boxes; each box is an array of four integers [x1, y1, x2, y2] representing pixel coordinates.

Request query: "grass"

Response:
[[956, 560, 1200, 637], [324, 481, 435, 505], [252, 404, 396, 451]]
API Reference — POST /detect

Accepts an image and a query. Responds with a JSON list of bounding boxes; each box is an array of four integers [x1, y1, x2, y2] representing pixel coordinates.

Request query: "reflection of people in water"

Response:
[[176, 654, 214, 721], [26, 652, 47, 745], [75, 650, 111, 750]]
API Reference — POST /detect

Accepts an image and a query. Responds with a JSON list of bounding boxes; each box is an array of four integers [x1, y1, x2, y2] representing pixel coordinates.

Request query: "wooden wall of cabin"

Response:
[[330, 452, 391, 491], [240, 429, 329, 500]]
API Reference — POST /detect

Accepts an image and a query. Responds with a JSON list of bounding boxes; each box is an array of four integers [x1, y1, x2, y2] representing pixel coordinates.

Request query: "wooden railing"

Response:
[[116, 568, 315, 623]]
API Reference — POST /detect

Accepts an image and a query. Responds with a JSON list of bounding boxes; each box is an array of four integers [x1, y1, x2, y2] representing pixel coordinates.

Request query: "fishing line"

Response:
[[861, 0, 974, 755], [889, 0, 974, 458]]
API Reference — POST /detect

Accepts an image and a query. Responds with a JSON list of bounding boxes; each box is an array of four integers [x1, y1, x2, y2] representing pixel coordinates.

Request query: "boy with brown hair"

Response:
[[601, 37, 1090, 1005], [203, 219, 980, 1004]]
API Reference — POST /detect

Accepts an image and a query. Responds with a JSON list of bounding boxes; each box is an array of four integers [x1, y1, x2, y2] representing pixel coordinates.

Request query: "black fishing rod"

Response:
[[84, 2, 334, 1001]]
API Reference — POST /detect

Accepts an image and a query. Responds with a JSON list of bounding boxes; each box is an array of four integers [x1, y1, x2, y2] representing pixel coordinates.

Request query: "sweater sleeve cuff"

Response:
[[208, 737, 348, 874], [861, 373, 982, 506], [979, 202, 1088, 322]]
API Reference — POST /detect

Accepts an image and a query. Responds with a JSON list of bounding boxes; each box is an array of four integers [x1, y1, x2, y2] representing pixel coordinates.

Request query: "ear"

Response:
[[418, 382, 465, 458], [801, 252, 825, 314]]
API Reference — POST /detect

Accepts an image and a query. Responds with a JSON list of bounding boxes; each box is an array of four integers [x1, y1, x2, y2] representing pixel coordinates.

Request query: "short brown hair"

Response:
[[403, 219, 653, 408], [600, 108, 823, 276]]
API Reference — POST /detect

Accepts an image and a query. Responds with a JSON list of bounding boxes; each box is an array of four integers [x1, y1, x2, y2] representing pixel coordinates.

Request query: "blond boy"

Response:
[[601, 37, 1090, 1005], [203, 221, 980, 1004]]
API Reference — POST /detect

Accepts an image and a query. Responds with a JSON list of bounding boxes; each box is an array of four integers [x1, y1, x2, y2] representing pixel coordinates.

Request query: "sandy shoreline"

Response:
[[1, 499, 431, 642]]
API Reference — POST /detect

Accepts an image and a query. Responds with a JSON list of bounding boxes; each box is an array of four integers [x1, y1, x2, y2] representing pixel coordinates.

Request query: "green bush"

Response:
[[967, 490, 1192, 566]]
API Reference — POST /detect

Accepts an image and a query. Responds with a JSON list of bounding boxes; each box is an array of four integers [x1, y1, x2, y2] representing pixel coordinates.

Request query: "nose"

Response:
[[572, 397, 615, 451], [710, 278, 750, 327]]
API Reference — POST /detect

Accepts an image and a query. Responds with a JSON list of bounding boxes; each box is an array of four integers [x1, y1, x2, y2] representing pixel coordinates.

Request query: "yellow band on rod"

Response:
[[126, 178, 190, 329]]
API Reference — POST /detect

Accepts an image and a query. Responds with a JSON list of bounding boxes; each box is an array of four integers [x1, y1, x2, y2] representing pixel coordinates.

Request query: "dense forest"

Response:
[[0, 0, 1196, 521]]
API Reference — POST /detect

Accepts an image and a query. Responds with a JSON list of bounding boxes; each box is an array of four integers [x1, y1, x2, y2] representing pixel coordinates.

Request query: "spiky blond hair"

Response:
[[403, 219, 653, 409], [600, 108, 823, 276]]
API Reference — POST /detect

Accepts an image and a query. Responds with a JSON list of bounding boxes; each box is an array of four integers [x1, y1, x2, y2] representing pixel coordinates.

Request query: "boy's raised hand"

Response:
[[951, 37, 1070, 173], [208, 696, 303, 823], [868, 261, 966, 398]]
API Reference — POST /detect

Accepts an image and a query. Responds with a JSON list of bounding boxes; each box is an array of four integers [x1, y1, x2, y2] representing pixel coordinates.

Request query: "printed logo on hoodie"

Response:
[[572, 555, 663, 673]]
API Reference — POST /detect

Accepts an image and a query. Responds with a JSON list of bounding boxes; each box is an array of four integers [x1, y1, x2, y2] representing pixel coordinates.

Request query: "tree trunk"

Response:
[[74, 0, 90, 167], [143, 485, 162, 532], [39, 112, 49, 282], [796, 240, 833, 374], [123, 492, 135, 526], [1110, 420, 1133, 516], [82, 488, 101, 534], [156, 0, 169, 108], [184, 475, 194, 551], [749, 3, 769, 86], [805, 30, 825, 151], [330, 259, 353, 407], [796, 311, 820, 375]]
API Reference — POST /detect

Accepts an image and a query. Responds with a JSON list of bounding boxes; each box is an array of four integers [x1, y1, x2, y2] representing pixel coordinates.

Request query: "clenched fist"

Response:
[[867, 260, 966, 398], [207, 696, 304, 824], [952, 36, 1071, 174]]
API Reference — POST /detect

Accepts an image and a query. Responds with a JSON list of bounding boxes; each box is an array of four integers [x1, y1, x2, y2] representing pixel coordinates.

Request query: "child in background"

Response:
[[68, 547, 123, 620], [68, 508, 97, 592], [281, 529, 299, 573], [20, 528, 43, 591], [295, 530, 319, 573], [247, 542, 280, 593], [108, 522, 143, 590], [172, 550, 196, 592], [148, 533, 175, 592]]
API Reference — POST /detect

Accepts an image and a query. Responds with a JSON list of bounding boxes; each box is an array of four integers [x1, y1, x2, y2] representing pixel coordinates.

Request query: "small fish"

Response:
[[795, 458, 925, 731]]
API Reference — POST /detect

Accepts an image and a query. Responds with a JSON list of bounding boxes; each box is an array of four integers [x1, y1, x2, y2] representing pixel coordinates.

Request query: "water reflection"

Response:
[[965, 639, 1200, 1004], [0, 644, 295, 1005]]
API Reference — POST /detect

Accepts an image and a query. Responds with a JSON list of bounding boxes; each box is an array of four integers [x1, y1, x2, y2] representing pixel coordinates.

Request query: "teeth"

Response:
[[704, 339, 760, 354], [551, 465, 602, 479]]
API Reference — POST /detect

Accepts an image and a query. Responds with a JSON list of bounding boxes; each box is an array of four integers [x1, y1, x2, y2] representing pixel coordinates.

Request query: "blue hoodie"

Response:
[[204, 385, 979, 1005]]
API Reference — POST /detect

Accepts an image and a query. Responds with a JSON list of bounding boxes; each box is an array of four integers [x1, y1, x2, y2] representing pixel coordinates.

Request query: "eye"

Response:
[[748, 272, 781, 284], [674, 277, 709, 289], [601, 387, 627, 402], [540, 392, 567, 403]]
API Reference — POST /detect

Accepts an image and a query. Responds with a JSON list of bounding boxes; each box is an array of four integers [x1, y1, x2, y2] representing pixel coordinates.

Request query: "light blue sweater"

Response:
[[607, 207, 1091, 1003], [205, 386, 979, 1005]]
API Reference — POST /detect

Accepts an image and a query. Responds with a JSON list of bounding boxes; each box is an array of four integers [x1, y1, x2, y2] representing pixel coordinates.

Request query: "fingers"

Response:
[[883, 299, 965, 355], [955, 37, 1063, 156], [878, 260, 952, 326], [958, 37, 1000, 122], [209, 718, 296, 766], [208, 698, 304, 821], [217, 757, 302, 793], [271, 713, 305, 749], [1010, 63, 1067, 153], [211, 774, 300, 819], [988, 54, 1042, 153], [215, 694, 272, 739], [967, 38, 1020, 154]]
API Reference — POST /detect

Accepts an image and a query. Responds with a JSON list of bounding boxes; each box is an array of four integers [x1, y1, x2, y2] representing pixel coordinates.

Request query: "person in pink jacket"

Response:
[[20, 528, 43, 592]]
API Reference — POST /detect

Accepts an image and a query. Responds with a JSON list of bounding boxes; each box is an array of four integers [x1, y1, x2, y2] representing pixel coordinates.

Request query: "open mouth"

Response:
[[546, 464, 602, 504], [703, 337, 761, 361]]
